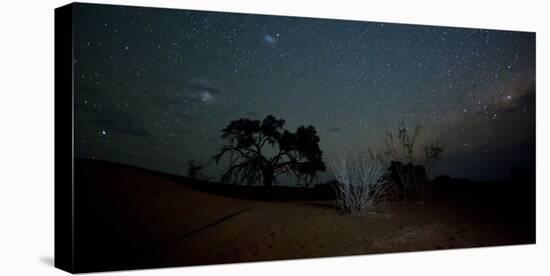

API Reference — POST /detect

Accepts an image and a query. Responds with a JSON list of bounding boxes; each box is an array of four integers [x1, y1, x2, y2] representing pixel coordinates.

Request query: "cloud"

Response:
[[244, 110, 259, 118], [439, 82, 535, 155], [119, 120, 150, 137], [187, 79, 222, 95], [92, 110, 150, 137], [500, 82, 535, 114], [178, 79, 225, 105], [328, 127, 342, 133]]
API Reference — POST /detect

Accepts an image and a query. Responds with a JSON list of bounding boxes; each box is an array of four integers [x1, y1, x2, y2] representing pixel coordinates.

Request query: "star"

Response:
[[73, 4, 535, 183]]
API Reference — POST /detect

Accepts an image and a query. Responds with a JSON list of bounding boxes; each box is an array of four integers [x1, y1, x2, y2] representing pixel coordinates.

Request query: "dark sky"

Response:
[[74, 3, 535, 183]]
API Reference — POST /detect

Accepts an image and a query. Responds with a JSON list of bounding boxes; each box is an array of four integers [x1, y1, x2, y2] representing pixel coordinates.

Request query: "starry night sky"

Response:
[[74, 3, 535, 183]]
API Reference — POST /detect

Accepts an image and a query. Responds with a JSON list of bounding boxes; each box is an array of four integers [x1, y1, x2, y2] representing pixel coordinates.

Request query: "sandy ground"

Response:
[[74, 160, 534, 272], [146, 197, 524, 267]]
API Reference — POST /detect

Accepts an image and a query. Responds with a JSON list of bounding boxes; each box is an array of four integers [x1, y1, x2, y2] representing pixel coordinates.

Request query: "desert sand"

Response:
[[74, 159, 534, 272]]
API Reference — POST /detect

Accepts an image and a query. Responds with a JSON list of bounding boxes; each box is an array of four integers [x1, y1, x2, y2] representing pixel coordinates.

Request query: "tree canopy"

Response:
[[212, 115, 326, 187]]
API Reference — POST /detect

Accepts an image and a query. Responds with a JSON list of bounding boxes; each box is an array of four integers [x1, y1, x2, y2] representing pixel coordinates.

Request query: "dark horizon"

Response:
[[73, 3, 535, 184]]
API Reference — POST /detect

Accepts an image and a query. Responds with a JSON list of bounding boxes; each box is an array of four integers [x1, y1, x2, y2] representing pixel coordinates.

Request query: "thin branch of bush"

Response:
[[330, 155, 387, 213]]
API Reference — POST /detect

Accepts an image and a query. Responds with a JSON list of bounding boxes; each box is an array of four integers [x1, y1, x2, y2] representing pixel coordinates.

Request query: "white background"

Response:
[[0, 0, 548, 275]]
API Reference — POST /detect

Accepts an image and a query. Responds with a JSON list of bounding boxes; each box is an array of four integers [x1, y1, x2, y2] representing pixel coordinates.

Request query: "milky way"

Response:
[[73, 3, 535, 182]]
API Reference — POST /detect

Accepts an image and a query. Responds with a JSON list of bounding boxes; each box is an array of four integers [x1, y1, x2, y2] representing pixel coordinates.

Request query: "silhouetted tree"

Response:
[[387, 161, 427, 194], [212, 115, 326, 187], [370, 122, 444, 199], [186, 160, 209, 180], [424, 142, 444, 171]]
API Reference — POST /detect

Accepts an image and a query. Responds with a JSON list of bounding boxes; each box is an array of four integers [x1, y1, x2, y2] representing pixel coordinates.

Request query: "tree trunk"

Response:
[[262, 169, 274, 187]]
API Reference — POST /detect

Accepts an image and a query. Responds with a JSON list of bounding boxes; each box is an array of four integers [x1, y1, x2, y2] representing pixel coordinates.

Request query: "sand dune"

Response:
[[74, 159, 534, 273]]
